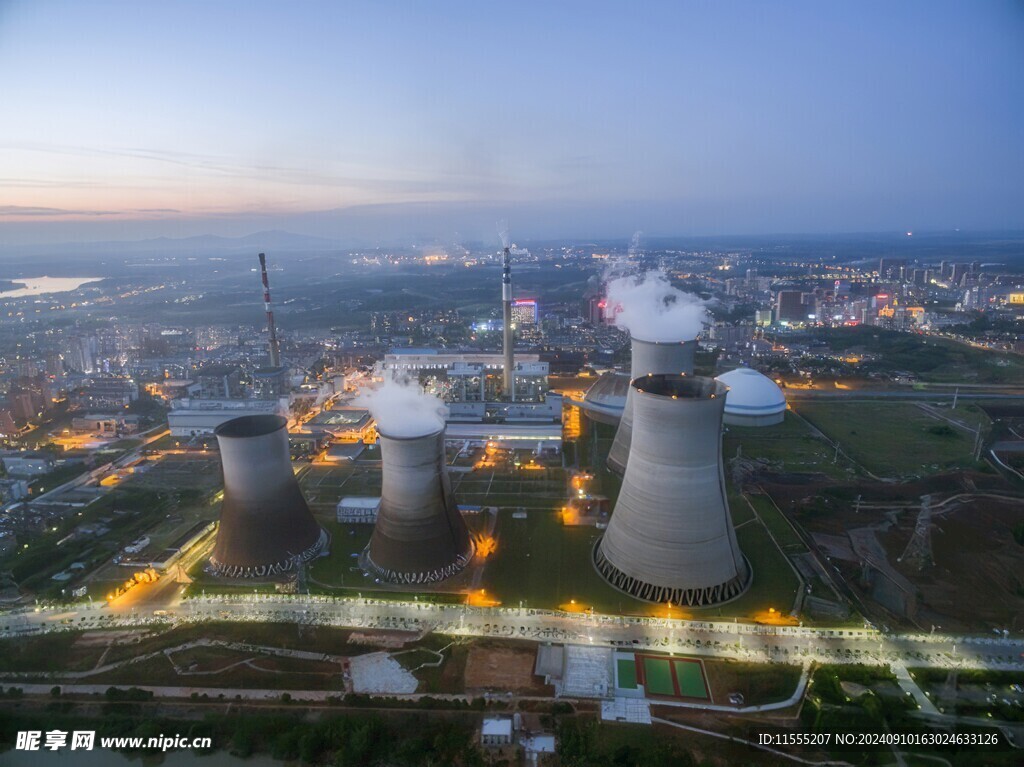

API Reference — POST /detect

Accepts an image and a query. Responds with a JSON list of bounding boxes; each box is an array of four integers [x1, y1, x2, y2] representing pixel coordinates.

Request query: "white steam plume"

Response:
[[606, 269, 708, 342], [496, 220, 511, 250], [354, 377, 448, 438], [628, 230, 644, 259]]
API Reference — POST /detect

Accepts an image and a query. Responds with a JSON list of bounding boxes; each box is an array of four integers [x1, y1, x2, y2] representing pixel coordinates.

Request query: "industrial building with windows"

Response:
[[380, 351, 550, 404], [168, 397, 286, 436]]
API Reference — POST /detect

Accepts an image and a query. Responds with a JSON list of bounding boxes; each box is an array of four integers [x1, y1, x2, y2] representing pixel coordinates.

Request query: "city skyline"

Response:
[[1, 0, 1023, 246]]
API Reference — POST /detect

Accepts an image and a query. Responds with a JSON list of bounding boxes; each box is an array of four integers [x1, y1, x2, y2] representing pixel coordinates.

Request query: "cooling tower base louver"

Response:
[[364, 546, 474, 585], [593, 544, 750, 607], [210, 528, 329, 579]]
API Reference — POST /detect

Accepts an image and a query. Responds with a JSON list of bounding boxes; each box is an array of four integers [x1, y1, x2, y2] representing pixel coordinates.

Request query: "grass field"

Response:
[[703, 659, 803, 706], [723, 411, 858, 479], [636, 655, 709, 699], [301, 460, 567, 515], [482, 509, 631, 613], [480, 507, 802, 619], [721, 522, 802, 618], [308, 521, 374, 588], [616, 657, 637, 689], [794, 401, 984, 476], [300, 464, 381, 512], [727, 489, 756, 525], [744, 494, 807, 553], [674, 659, 709, 698], [643, 656, 675, 696]]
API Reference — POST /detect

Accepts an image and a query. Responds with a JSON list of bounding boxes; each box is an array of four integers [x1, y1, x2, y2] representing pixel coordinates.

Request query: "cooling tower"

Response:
[[606, 338, 696, 474], [210, 415, 327, 577], [366, 428, 474, 584], [595, 374, 750, 606]]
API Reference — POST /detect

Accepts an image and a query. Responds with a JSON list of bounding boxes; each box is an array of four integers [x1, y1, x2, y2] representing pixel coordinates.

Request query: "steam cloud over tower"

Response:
[[210, 415, 328, 577], [605, 270, 707, 475], [357, 380, 473, 583], [595, 375, 750, 606]]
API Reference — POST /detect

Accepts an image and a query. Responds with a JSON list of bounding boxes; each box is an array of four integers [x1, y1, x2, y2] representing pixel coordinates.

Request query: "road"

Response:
[[3, 595, 1022, 674]]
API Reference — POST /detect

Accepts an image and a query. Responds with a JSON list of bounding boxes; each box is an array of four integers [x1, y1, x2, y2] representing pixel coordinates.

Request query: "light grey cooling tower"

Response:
[[606, 338, 696, 474], [210, 415, 328, 578], [595, 374, 750, 606], [365, 428, 474, 584]]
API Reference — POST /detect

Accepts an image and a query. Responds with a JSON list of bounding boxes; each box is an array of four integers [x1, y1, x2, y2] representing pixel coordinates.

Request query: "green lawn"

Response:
[[643, 657, 675, 696], [673, 659, 709, 699], [449, 468, 567, 511], [794, 401, 983, 476], [616, 657, 637, 689], [718, 522, 802, 618], [479, 505, 803, 619], [482, 509, 633, 613], [727, 489, 756, 525], [307, 521, 373, 588], [745, 494, 807, 553], [723, 411, 857, 479]]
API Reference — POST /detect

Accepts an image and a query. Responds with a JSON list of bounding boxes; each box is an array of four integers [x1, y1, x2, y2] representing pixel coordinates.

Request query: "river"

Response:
[[0, 277, 102, 299]]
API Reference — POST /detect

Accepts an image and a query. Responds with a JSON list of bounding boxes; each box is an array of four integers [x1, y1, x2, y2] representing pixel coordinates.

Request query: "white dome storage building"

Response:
[[716, 368, 786, 426]]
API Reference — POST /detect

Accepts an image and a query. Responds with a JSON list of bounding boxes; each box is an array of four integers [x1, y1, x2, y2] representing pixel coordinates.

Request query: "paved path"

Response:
[[892, 664, 941, 715]]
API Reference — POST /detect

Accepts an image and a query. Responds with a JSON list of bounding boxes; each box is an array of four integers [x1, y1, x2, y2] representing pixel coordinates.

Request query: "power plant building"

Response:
[[595, 374, 750, 606], [168, 397, 285, 437], [380, 351, 549, 404], [209, 415, 328, 578], [715, 367, 786, 426], [365, 426, 473, 584], [336, 496, 380, 523]]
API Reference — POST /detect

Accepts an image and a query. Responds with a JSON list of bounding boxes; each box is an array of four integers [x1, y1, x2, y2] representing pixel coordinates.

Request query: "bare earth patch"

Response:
[[464, 643, 553, 695]]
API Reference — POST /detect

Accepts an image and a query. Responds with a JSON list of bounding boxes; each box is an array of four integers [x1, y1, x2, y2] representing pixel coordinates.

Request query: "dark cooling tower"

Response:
[[606, 338, 696, 474], [365, 428, 474, 584], [210, 415, 327, 577], [595, 374, 750, 606]]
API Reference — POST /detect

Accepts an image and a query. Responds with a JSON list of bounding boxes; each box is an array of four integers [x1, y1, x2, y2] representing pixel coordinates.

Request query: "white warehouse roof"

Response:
[[716, 367, 786, 417]]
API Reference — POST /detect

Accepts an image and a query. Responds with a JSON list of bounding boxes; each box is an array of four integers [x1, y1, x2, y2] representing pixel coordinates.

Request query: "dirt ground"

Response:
[[762, 471, 1024, 631], [464, 642, 552, 695], [880, 497, 1024, 631]]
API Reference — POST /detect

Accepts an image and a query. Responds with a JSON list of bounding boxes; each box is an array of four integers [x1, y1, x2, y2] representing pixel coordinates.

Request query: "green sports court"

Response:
[[634, 654, 709, 700]]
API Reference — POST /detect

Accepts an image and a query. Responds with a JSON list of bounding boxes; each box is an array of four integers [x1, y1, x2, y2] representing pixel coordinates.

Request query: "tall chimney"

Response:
[[502, 244, 515, 400], [258, 253, 281, 368]]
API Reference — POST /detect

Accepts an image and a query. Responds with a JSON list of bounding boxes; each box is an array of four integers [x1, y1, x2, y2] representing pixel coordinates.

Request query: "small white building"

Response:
[[480, 717, 513, 747], [523, 734, 556, 765], [336, 496, 381, 523], [716, 367, 787, 426]]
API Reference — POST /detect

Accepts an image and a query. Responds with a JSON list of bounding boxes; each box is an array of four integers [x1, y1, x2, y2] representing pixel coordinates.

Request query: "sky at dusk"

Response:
[[1, 0, 1022, 246]]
